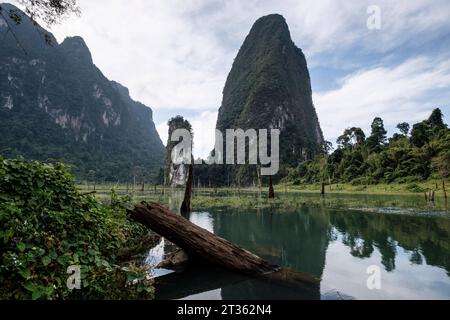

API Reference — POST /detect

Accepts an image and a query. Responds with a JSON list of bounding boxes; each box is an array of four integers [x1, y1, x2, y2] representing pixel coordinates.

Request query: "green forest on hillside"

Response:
[[285, 109, 450, 190]]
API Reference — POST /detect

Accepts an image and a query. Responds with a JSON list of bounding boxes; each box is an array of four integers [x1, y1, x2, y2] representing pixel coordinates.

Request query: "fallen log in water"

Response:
[[127, 202, 280, 275]]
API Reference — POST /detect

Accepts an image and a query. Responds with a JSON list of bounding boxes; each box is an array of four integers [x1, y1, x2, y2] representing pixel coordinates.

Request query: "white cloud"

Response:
[[9, 0, 450, 150], [314, 57, 450, 143], [156, 121, 169, 147], [188, 110, 218, 159], [20, 0, 449, 114]]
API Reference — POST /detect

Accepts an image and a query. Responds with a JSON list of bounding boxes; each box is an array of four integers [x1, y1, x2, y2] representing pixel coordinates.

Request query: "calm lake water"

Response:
[[145, 192, 450, 300]]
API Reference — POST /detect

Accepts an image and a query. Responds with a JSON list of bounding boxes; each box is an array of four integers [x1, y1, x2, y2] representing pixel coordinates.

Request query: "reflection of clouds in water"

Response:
[[145, 238, 165, 267], [144, 212, 214, 279], [180, 289, 222, 301], [189, 212, 214, 233], [145, 238, 174, 278], [147, 203, 450, 299], [321, 237, 450, 300]]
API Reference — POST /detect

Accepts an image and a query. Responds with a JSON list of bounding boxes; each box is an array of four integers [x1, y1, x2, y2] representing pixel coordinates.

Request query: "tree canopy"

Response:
[[3, 0, 80, 26], [287, 108, 449, 187]]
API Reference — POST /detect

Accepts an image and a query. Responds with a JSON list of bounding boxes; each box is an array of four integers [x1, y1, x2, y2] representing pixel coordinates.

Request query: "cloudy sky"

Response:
[[12, 0, 450, 158]]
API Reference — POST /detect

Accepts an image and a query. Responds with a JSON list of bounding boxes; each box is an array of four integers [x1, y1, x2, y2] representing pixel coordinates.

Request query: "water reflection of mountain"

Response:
[[154, 199, 450, 300], [330, 210, 450, 275], [208, 205, 449, 299], [211, 207, 330, 300], [211, 206, 450, 277], [212, 207, 331, 277]]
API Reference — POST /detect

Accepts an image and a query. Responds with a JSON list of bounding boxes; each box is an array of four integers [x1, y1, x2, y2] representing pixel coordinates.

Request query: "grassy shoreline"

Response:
[[276, 181, 449, 196], [77, 180, 449, 197], [76, 182, 449, 213]]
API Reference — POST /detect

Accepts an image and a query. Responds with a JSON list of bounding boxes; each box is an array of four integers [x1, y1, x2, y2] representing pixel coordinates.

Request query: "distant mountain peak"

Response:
[[253, 13, 288, 28], [246, 13, 291, 44], [0, 4, 164, 181], [60, 36, 93, 64], [216, 14, 324, 168]]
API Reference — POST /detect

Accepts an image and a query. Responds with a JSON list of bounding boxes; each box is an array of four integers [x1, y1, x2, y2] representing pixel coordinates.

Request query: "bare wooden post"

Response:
[[269, 176, 275, 199], [443, 180, 448, 200], [256, 165, 262, 197], [181, 164, 194, 214]]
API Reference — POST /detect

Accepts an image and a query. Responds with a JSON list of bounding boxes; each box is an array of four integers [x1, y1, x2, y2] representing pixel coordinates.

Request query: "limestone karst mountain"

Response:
[[216, 14, 323, 162], [0, 3, 164, 181], [209, 14, 324, 185]]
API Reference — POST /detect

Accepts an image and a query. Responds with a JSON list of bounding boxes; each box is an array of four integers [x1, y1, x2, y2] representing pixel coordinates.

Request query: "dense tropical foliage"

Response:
[[286, 109, 450, 190], [0, 157, 154, 300]]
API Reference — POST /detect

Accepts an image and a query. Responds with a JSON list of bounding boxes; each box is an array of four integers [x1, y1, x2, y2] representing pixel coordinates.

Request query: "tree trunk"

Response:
[[256, 165, 262, 196], [443, 179, 448, 200], [127, 202, 280, 275], [180, 164, 193, 214], [269, 176, 275, 199], [430, 191, 435, 202], [321, 183, 325, 196]]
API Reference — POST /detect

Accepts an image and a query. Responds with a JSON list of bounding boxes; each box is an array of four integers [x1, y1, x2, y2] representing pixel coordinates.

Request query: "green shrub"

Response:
[[406, 183, 426, 193], [350, 177, 369, 186], [0, 157, 153, 300], [395, 175, 422, 184]]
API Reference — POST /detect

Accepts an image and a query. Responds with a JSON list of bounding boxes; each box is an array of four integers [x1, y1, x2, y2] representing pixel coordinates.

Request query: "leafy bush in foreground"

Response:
[[0, 157, 153, 300]]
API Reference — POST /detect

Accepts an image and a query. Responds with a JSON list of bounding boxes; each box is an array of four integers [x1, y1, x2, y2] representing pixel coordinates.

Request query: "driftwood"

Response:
[[127, 202, 280, 275], [156, 249, 189, 269]]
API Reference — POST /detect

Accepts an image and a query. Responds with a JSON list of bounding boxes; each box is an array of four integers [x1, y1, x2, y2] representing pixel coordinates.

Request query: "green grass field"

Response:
[[77, 179, 449, 197]]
